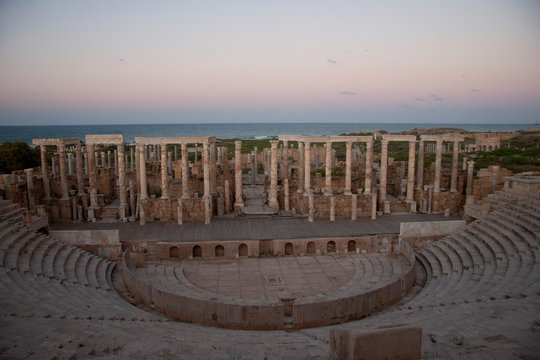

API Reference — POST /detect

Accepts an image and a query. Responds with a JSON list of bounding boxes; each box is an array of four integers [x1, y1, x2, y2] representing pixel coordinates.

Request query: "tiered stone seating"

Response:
[[411, 189, 539, 307], [0, 200, 161, 322]]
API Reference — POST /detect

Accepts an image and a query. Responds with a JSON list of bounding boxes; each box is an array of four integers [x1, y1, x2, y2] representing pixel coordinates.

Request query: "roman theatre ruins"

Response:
[[0, 133, 538, 359]]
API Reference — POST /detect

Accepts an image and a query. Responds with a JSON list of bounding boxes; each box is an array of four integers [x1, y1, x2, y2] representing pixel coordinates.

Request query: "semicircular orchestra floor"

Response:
[[135, 253, 409, 303]]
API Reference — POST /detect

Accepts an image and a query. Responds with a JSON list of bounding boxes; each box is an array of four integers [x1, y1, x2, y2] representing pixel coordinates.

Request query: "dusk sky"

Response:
[[0, 1, 539, 125]]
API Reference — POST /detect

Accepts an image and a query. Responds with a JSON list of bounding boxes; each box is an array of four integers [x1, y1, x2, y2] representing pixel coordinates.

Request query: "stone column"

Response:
[[297, 141, 304, 193], [371, 193, 377, 220], [129, 180, 135, 218], [407, 140, 415, 201], [135, 144, 141, 196], [67, 153, 74, 175], [345, 141, 352, 194], [203, 142, 211, 224], [39, 145, 51, 199], [114, 149, 118, 174], [434, 139, 443, 193], [269, 140, 279, 210], [130, 147, 134, 172], [416, 140, 424, 190], [118, 144, 127, 220], [180, 143, 189, 198], [107, 150, 111, 168], [234, 141, 244, 210], [222, 147, 230, 181], [101, 152, 106, 168], [174, 145, 178, 161], [251, 150, 257, 186], [284, 178, 290, 212], [167, 151, 172, 175], [210, 140, 217, 195], [139, 144, 148, 200], [25, 168, 35, 211], [379, 139, 388, 206], [282, 140, 289, 180], [466, 161, 475, 205], [351, 194, 357, 220], [58, 144, 69, 200], [75, 143, 84, 195], [160, 144, 169, 199], [462, 156, 467, 171], [304, 141, 311, 195], [365, 139, 373, 194], [94, 152, 99, 168], [450, 141, 459, 193], [84, 151, 88, 175], [427, 185, 433, 213], [87, 144, 98, 220], [324, 141, 332, 195], [3, 175, 12, 200], [194, 144, 198, 164], [329, 196, 335, 221]]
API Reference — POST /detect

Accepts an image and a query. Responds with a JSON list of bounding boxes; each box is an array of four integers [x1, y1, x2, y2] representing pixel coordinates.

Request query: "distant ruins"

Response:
[[0, 131, 538, 359]]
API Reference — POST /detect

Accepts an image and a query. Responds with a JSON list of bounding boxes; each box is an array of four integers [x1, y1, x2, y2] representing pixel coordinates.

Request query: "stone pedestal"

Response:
[[351, 194, 357, 220]]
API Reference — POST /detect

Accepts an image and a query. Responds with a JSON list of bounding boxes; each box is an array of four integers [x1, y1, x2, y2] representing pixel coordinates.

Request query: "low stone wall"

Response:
[[399, 220, 465, 249], [50, 229, 122, 259], [155, 234, 398, 260], [120, 239, 416, 330]]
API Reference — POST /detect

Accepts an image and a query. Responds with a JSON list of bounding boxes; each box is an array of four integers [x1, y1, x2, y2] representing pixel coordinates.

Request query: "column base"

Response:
[[269, 201, 279, 210], [234, 202, 244, 212], [383, 201, 391, 214]]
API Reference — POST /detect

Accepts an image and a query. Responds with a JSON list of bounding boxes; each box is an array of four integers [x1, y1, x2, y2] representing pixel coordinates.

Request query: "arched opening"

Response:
[[307, 241, 316, 254], [193, 245, 202, 258], [169, 246, 179, 258], [489, 145, 492, 151], [347, 240, 356, 253], [238, 243, 248, 257], [284, 242, 293, 255], [327, 241, 336, 254], [215, 245, 225, 257]]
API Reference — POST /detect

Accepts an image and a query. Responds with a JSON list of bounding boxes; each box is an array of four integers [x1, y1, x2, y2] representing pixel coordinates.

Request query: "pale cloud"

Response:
[[339, 91, 356, 95], [470, 89, 480, 92], [416, 97, 424, 101], [430, 93, 444, 101], [327, 59, 338, 64]]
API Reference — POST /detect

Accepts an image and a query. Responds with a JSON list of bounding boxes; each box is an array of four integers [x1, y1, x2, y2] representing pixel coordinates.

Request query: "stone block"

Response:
[[330, 325, 422, 360]]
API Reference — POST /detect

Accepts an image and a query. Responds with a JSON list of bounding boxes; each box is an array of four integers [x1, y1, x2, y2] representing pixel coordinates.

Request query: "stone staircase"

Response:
[[0, 200, 161, 322]]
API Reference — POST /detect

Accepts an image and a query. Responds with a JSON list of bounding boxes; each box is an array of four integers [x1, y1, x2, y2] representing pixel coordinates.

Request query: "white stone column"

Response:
[[324, 141, 332, 195], [25, 168, 35, 211], [67, 153, 74, 175], [84, 151, 88, 175], [160, 144, 169, 199], [75, 143, 84, 195], [365, 139, 373, 194], [345, 141, 352, 194], [434, 139, 443, 193], [39, 145, 51, 200], [117, 144, 127, 220], [210, 140, 217, 195], [114, 150, 118, 174], [203, 142, 211, 224], [466, 161, 475, 205], [234, 141, 244, 210], [130, 147, 134, 171], [282, 140, 289, 180], [58, 144, 69, 200], [139, 144, 148, 200], [269, 140, 279, 210], [87, 144, 98, 220], [450, 141, 459, 193], [107, 150, 111, 168], [101, 152, 106, 168], [135, 144, 141, 195], [379, 139, 388, 206], [304, 141, 311, 195], [181, 143, 190, 198], [297, 141, 304, 193], [177, 198, 183, 224], [407, 140, 415, 201], [416, 140, 424, 190]]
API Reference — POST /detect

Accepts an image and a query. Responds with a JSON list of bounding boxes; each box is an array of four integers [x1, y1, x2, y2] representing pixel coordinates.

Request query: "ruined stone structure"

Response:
[[0, 133, 538, 358]]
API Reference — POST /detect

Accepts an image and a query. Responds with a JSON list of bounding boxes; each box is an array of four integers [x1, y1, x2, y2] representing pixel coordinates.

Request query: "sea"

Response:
[[0, 123, 533, 145]]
